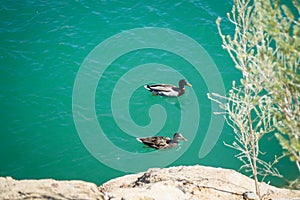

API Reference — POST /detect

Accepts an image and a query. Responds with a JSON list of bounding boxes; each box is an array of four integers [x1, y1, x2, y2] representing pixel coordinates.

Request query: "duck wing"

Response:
[[155, 88, 181, 97], [145, 84, 175, 92], [137, 136, 171, 149], [145, 84, 181, 97]]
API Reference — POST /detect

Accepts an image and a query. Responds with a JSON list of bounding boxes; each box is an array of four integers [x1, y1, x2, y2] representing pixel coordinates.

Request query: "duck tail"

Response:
[[136, 138, 143, 143], [144, 85, 152, 91]]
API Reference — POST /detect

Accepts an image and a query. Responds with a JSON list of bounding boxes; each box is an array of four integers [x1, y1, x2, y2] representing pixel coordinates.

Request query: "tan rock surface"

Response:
[[101, 165, 300, 200], [0, 177, 104, 200], [1, 165, 299, 200]]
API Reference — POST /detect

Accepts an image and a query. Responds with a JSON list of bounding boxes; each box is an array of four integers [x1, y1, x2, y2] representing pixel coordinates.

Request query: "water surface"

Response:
[[0, 0, 297, 186]]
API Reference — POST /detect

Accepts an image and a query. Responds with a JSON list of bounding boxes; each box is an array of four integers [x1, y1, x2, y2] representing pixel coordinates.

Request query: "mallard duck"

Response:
[[144, 79, 192, 97], [136, 132, 187, 149]]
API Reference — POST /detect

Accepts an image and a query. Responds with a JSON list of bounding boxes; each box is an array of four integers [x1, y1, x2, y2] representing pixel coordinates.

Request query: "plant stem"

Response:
[[247, 108, 260, 198]]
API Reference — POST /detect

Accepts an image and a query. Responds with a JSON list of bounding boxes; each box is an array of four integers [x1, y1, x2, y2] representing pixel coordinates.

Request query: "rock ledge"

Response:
[[101, 165, 300, 200], [1, 165, 299, 200]]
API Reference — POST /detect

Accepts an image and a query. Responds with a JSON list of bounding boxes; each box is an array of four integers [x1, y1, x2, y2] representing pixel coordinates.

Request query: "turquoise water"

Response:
[[0, 0, 298, 186]]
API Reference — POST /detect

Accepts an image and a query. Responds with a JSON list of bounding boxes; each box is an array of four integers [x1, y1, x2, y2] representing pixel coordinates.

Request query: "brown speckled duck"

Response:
[[136, 132, 187, 149], [144, 79, 192, 97]]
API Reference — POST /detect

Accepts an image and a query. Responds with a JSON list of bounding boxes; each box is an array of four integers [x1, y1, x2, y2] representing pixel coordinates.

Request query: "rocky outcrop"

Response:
[[0, 177, 104, 200], [1, 165, 299, 200], [101, 165, 300, 200]]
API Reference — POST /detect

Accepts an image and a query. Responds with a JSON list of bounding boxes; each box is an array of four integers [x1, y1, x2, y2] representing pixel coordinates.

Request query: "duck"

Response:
[[144, 79, 192, 97], [136, 132, 187, 149]]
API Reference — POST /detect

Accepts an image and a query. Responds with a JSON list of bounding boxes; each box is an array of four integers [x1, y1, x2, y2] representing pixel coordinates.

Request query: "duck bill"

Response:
[[180, 136, 188, 141], [186, 83, 192, 87]]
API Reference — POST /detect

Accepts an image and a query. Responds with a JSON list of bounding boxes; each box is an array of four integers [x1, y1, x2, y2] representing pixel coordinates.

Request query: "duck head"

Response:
[[179, 79, 192, 89], [173, 132, 188, 141]]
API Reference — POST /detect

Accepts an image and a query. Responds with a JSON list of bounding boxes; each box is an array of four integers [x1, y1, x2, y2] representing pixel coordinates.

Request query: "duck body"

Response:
[[136, 132, 187, 149], [144, 79, 192, 97]]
